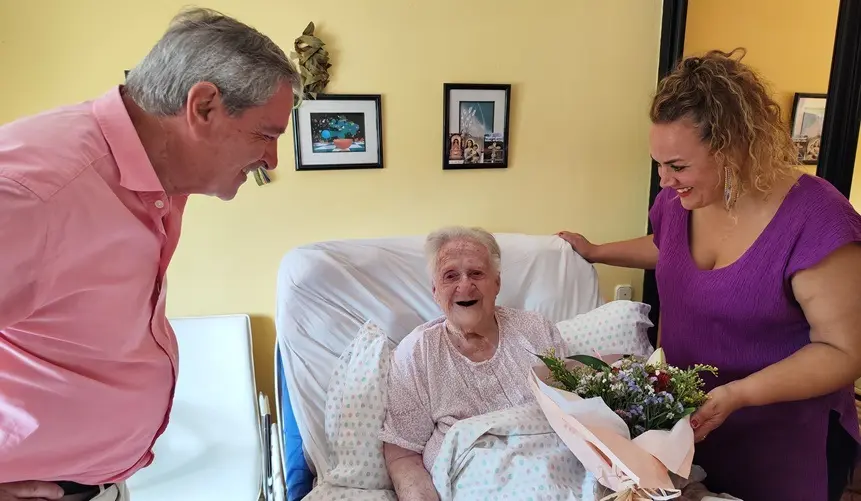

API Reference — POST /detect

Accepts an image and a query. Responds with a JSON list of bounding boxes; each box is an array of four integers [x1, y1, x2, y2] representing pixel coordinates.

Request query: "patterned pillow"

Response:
[[323, 320, 394, 490], [556, 300, 654, 358]]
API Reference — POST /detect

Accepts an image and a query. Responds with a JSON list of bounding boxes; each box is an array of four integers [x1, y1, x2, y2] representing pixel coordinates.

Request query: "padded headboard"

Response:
[[275, 233, 603, 475]]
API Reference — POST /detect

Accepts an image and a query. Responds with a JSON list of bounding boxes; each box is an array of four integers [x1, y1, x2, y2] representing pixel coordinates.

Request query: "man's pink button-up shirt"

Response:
[[0, 87, 187, 485]]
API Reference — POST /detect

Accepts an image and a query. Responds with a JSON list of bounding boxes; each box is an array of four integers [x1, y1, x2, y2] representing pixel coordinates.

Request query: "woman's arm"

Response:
[[733, 243, 861, 406], [558, 232, 658, 270], [592, 235, 659, 270], [692, 244, 861, 440], [384, 443, 439, 501]]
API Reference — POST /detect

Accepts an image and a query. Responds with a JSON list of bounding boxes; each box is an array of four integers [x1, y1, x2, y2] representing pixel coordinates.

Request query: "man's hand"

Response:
[[0, 481, 64, 500]]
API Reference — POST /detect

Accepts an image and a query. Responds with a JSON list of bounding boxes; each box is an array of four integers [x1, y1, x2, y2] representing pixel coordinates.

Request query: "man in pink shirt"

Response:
[[0, 8, 300, 501]]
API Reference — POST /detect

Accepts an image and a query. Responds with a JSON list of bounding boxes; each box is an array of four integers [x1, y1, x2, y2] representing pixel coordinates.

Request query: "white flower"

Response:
[[647, 348, 666, 366]]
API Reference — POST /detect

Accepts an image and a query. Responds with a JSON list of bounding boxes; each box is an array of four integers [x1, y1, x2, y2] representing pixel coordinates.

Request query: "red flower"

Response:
[[653, 372, 671, 392]]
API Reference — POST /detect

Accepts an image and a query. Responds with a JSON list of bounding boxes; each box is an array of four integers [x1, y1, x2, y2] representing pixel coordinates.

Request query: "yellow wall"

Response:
[[684, 0, 848, 181], [0, 0, 662, 399]]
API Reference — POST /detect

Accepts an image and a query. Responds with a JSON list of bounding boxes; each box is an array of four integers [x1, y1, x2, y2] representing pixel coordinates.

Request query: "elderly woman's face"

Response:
[[432, 238, 500, 332]]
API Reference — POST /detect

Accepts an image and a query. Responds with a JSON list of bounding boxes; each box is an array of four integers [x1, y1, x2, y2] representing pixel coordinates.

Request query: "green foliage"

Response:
[[567, 354, 611, 371], [290, 22, 332, 99]]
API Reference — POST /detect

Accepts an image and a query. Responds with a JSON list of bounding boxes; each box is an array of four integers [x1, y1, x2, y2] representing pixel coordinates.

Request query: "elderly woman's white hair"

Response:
[[424, 226, 502, 275]]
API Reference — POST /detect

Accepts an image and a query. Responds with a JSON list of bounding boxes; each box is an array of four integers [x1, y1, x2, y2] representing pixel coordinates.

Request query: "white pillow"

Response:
[[556, 300, 654, 358], [323, 320, 394, 490]]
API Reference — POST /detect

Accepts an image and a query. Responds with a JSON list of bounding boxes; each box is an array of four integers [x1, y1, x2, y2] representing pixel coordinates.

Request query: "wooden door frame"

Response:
[[817, 0, 861, 194], [643, 0, 688, 346]]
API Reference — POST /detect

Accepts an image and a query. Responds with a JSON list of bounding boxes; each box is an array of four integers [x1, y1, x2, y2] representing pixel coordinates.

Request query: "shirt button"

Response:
[[154, 200, 165, 209]]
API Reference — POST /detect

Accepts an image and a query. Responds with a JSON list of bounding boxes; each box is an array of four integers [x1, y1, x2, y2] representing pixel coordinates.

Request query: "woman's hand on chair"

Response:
[[557, 231, 598, 263], [0, 481, 64, 500]]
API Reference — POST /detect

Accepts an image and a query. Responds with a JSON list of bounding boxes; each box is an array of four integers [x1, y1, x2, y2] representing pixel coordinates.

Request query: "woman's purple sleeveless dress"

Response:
[[650, 175, 861, 500]]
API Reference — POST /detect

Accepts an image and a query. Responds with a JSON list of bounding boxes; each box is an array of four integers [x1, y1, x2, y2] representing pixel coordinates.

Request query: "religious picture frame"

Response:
[[789, 92, 826, 166], [442, 83, 511, 170], [292, 94, 384, 171]]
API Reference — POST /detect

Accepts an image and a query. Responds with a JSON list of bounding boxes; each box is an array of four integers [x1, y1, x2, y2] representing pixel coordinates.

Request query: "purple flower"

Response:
[[645, 392, 673, 406], [617, 372, 641, 394]]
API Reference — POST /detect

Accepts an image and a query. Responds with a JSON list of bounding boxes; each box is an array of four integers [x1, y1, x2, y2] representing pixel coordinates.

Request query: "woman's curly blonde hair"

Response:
[[650, 48, 799, 202]]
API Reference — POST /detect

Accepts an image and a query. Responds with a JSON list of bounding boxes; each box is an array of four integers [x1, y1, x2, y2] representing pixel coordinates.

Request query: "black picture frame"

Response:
[[442, 83, 511, 170], [789, 92, 827, 165], [291, 94, 384, 171]]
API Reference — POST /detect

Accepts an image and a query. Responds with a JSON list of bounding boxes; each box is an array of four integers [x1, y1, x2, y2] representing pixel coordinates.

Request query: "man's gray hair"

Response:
[[424, 226, 502, 275], [125, 7, 302, 116]]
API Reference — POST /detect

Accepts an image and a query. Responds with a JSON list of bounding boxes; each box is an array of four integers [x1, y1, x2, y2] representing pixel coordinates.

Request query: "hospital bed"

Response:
[[272, 233, 605, 500]]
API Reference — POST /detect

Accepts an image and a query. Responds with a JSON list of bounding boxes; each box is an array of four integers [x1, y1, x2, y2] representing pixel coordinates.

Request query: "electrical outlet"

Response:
[[614, 284, 633, 301]]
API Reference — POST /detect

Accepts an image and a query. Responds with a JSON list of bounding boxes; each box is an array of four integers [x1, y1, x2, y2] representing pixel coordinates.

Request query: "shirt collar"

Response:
[[93, 86, 165, 193]]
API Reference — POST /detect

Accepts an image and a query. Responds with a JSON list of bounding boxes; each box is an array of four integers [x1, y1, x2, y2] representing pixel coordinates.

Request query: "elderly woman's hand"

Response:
[[690, 382, 747, 442]]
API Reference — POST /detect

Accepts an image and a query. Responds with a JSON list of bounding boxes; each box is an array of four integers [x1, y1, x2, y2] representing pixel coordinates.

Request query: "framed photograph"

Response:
[[790, 92, 826, 165], [442, 83, 511, 169], [291, 94, 384, 171]]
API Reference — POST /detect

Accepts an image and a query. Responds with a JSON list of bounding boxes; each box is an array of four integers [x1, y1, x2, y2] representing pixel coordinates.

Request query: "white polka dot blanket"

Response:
[[431, 403, 607, 500], [430, 404, 741, 501]]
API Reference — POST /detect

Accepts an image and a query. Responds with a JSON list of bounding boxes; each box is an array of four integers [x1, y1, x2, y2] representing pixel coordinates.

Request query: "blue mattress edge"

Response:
[[276, 348, 315, 500]]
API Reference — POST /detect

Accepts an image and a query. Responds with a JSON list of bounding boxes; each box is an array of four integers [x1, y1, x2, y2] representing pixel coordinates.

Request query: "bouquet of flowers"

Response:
[[529, 348, 718, 500]]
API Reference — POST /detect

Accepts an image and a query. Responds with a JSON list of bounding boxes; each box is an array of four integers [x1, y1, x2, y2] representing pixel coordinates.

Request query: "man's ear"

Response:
[[185, 82, 221, 130]]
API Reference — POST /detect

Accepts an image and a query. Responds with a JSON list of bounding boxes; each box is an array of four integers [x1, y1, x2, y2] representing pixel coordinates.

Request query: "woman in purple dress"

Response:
[[558, 48, 861, 501]]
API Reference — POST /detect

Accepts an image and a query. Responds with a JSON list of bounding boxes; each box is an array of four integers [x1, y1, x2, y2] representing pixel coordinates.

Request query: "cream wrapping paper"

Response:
[[529, 349, 696, 500]]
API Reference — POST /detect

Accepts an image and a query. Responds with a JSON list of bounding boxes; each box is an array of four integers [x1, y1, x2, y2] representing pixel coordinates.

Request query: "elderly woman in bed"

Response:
[[379, 226, 567, 500]]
